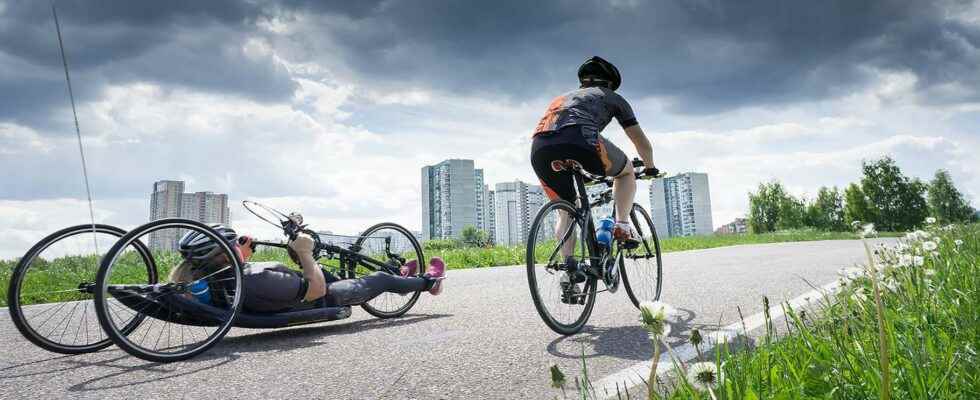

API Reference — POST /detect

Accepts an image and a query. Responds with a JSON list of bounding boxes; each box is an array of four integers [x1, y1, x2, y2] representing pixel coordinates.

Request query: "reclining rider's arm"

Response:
[[289, 234, 327, 301], [624, 124, 655, 169]]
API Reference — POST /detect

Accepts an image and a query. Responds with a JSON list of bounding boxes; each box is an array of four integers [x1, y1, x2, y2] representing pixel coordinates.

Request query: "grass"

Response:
[[554, 223, 979, 399], [1, 229, 898, 307], [430, 229, 901, 269]]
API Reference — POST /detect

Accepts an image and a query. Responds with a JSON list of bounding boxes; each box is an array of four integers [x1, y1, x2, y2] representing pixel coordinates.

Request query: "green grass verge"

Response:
[[0, 229, 898, 307], [431, 229, 901, 269], [555, 223, 979, 399]]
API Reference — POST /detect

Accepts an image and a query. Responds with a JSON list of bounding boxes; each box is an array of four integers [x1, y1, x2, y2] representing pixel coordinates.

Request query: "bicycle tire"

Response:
[[7, 224, 155, 354], [526, 200, 598, 335], [621, 203, 664, 307], [93, 219, 244, 362], [350, 222, 425, 319]]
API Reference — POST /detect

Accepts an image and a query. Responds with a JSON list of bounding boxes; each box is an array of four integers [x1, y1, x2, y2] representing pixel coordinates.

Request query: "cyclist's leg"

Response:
[[326, 272, 430, 306], [596, 136, 635, 237], [531, 138, 581, 259]]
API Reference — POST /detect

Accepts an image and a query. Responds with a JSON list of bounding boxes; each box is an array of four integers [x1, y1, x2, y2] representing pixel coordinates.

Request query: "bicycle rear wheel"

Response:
[[7, 224, 155, 354], [351, 222, 425, 318], [526, 200, 598, 335], [621, 203, 664, 307], [94, 219, 244, 362]]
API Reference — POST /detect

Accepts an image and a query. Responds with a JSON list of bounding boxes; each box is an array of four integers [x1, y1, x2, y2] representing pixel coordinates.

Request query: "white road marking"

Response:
[[593, 278, 844, 399]]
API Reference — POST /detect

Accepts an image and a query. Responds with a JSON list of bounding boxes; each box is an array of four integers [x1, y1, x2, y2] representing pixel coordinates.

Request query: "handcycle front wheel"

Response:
[[7, 224, 156, 354], [93, 219, 245, 363], [620, 203, 664, 307], [350, 222, 425, 319], [526, 200, 598, 336]]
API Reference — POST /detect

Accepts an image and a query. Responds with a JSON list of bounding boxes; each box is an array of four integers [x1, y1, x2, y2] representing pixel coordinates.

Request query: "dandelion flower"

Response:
[[926, 217, 937, 224], [954, 239, 963, 247], [923, 241, 938, 251], [686, 362, 723, 391]]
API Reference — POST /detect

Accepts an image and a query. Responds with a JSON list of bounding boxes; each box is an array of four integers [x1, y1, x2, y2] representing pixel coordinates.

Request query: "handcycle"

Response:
[[526, 158, 665, 335], [7, 200, 424, 362]]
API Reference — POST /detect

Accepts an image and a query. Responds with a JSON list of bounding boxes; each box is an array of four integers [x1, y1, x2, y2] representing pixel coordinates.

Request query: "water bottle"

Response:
[[596, 217, 615, 248], [189, 279, 212, 304]]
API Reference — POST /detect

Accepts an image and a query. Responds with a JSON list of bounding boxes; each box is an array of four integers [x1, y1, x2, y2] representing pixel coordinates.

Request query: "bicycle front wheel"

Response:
[[94, 219, 244, 362], [351, 222, 425, 318], [526, 200, 597, 336], [621, 203, 664, 307]]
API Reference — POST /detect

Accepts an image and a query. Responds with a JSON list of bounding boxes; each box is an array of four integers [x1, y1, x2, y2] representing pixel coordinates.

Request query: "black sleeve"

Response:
[[610, 92, 638, 128]]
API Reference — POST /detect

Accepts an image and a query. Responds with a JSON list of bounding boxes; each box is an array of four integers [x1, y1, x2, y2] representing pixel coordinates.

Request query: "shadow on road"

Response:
[[0, 312, 451, 393], [544, 307, 759, 362]]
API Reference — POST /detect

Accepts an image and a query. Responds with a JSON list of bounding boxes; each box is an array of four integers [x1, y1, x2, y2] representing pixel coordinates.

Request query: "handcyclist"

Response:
[[169, 225, 445, 313], [530, 56, 659, 285]]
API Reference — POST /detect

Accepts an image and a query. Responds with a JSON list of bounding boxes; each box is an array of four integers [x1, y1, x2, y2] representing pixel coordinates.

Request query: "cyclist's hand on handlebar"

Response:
[[288, 234, 315, 253], [643, 166, 660, 178]]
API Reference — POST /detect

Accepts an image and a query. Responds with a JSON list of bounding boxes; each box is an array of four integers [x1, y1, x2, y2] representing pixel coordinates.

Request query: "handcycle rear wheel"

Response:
[[93, 219, 244, 362], [350, 222, 425, 319], [526, 200, 598, 336], [7, 224, 155, 354], [620, 203, 664, 307]]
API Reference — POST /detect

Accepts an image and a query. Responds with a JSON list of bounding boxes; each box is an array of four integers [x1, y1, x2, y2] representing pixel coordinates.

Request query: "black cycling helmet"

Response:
[[178, 224, 238, 262], [578, 56, 621, 91]]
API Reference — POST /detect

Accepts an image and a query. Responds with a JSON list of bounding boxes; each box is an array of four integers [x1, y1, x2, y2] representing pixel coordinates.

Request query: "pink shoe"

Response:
[[425, 257, 446, 295], [400, 259, 419, 277]]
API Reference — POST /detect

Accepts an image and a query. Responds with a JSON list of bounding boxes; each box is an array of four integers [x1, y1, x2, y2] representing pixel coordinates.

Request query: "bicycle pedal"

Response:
[[621, 239, 640, 250]]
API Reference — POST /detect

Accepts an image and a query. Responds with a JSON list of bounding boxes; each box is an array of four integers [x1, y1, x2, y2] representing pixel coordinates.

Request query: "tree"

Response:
[[777, 194, 806, 230], [843, 183, 871, 226], [806, 186, 846, 231], [928, 170, 977, 224], [859, 157, 928, 231], [460, 225, 487, 247], [748, 181, 801, 233]]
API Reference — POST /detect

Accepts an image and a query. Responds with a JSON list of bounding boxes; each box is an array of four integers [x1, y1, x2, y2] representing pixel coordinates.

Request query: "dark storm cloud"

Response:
[[2, 0, 977, 131], [0, 0, 294, 130], [286, 0, 980, 112]]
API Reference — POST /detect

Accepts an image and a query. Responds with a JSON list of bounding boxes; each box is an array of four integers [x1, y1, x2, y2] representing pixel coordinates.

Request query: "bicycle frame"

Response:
[[252, 233, 403, 277]]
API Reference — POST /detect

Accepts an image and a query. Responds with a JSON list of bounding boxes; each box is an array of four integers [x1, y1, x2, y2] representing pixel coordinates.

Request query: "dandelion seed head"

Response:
[[926, 217, 937, 224], [924, 269, 936, 276], [686, 362, 723, 391], [954, 239, 963, 246], [923, 241, 938, 251]]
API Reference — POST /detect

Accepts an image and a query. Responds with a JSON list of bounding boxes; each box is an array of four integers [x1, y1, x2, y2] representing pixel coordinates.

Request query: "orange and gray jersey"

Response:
[[533, 86, 638, 137]]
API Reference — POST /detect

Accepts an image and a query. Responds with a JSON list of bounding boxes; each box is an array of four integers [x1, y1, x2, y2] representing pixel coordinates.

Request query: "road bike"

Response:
[[7, 201, 424, 362], [526, 159, 664, 335]]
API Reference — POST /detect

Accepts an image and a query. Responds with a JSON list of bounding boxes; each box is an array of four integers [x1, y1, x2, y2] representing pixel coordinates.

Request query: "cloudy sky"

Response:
[[1, 0, 979, 258]]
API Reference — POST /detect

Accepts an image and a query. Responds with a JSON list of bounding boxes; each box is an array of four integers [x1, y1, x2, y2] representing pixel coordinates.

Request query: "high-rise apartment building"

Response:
[[149, 180, 231, 250], [484, 186, 496, 244], [648, 173, 713, 237], [494, 180, 547, 246], [421, 159, 488, 240]]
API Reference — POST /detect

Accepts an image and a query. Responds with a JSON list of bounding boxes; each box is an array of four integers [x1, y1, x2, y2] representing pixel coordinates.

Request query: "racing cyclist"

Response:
[[530, 56, 659, 286], [169, 225, 445, 313]]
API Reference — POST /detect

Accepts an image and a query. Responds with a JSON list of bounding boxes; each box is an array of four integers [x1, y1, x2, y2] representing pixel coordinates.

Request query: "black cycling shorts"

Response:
[[530, 125, 628, 202]]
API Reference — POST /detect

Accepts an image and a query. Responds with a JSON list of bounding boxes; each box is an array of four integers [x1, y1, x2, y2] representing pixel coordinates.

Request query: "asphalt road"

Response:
[[0, 239, 891, 399]]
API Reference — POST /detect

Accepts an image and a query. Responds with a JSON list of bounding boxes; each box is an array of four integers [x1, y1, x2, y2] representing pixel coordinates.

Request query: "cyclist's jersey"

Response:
[[533, 86, 638, 136]]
